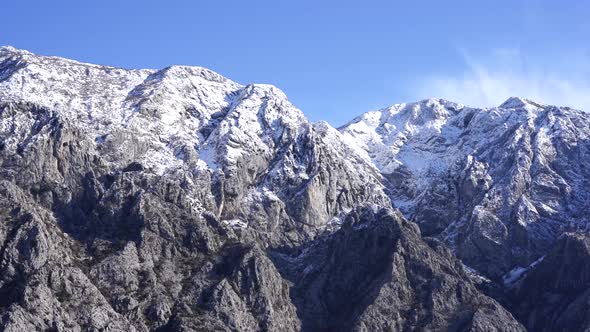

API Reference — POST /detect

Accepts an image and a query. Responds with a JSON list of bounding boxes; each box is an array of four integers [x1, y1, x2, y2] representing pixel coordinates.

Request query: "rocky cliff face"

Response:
[[510, 232, 590, 331], [0, 47, 585, 331]]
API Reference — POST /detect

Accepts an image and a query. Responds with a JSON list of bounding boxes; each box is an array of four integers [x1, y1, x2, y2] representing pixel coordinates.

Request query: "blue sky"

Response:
[[1, 1, 589, 125]]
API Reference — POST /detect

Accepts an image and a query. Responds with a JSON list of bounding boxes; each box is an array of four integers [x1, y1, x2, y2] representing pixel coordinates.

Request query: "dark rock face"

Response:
[[273, 207, 524, 332], [512, 233, 590, 332], [0, 117, 523, 330]]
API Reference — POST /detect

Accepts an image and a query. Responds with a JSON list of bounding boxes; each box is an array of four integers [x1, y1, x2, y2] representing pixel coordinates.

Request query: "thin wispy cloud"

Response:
[[420, 48, 590, 111]]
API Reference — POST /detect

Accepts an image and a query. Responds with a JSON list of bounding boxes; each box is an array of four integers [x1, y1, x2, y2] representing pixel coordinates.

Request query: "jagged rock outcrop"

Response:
[[511, 233, 590, 331], [0, 169, 300, 331], [272, 207, 524, 332]]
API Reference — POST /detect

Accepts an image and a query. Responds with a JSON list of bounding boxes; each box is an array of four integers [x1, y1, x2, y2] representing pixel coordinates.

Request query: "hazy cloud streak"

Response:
[[420, 48, 590, 111]]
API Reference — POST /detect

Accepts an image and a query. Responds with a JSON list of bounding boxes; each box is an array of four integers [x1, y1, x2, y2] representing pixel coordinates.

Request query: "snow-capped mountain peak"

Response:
[[339, 98, 464, 176], [340, 95, 590, 278], [0, 46, 389, 243], [0, 47, 313, 176]]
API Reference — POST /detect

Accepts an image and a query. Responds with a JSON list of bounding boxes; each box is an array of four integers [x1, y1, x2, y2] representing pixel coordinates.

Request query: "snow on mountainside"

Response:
[[340, 96, 590, 278], [8, 48, 518, 332], [0, 45, 240, 174], [339, 98, 464, 197], [0, 46, 389, 246]]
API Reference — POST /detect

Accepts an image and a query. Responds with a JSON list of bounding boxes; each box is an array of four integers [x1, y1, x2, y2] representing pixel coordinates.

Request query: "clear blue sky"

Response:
[[2, 1, 589, 125]]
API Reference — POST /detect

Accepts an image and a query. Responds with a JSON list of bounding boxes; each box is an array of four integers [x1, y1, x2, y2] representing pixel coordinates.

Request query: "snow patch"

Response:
[[221, 219, 248, 228], [502, 255, 545, 287]]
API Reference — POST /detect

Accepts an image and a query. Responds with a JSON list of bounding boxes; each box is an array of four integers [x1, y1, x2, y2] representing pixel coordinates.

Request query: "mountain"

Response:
[[0, 46, 389, 248], [340, 97, 590, 279], [0, 46, 585, 331]]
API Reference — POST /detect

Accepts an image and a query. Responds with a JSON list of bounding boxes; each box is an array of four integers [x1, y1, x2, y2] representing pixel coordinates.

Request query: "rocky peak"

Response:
[[499, 96, 545, 109]]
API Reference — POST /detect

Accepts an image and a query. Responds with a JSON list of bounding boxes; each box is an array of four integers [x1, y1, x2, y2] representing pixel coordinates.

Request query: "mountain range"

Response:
[[0, 46, 589, 331]]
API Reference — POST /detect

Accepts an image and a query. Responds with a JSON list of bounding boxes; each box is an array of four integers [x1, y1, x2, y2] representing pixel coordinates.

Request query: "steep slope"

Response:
[[340, 97, 590, 278], [512, 232, 590, 331]]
